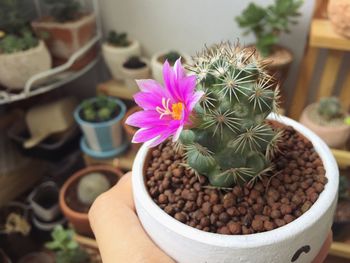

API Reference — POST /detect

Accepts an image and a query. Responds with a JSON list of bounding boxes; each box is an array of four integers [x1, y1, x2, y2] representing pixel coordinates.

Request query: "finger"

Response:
[[89, 172, 174, 263], [311, 231, 332, 263]]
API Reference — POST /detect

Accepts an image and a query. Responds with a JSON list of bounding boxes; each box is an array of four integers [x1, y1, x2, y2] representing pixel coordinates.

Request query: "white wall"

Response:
[[71, 0, 316, 108]]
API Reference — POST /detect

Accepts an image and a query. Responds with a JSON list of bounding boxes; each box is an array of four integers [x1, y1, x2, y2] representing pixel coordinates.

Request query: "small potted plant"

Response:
[[31, 0, 96, 63], [59, 165, 123, 236], [74, 96, 127, 157], [102, 31, 141, 80], [121, 56, 150, 90], [45, 225, 90, 263], [300, 97, 350, 149], [0, 0, 51, 90], [328, 0, 350, 38], [126, 43, 338, 262], [235, 0, 303, 83], [151, 50, 191, 84]]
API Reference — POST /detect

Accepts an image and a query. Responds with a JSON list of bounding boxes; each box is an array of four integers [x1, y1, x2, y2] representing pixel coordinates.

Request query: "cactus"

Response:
[[163, 51, 181, 65], [181, 43, 282, 188], [81, 96, 118, 122], [107, 31, 130, 47], [44, 0, 81, 23], [317, 97, 344, 121], [77, 173, 111, 205]]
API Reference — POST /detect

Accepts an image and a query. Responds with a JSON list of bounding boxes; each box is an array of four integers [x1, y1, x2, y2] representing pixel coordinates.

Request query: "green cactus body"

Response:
[[77, 173, 111, 205], [182, 43, 281, 188], [317, 97, 344, 121]]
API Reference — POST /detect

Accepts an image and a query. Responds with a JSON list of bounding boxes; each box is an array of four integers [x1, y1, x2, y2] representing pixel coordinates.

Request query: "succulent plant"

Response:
[[317, 97, 344, 121], [81, 96, 118, 122], [163, 51, 181, 65], [44, 0, 81, 23], [0, 29, 38, 54], [107, 31, 130, 47], [45, 225, 90, 263], [77, 172, 111, 205], [181, 43, 281, 188], [236, 0, 303, 57]]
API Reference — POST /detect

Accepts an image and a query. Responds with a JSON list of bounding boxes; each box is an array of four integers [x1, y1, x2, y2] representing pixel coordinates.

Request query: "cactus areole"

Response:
[[126, 43, 282, 188]]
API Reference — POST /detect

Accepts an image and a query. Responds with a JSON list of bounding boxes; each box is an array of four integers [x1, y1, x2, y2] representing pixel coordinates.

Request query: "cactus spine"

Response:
[[181, 43, 281, 188]]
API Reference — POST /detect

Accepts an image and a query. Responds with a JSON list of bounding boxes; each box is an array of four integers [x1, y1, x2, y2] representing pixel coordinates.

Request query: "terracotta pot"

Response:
[[151, 51, 192, 84], [132, 115, 338, 263], [32, 13, 96, 60], [328, 0, 350, 38], [121, 58, 151, 90], [102, 40, 141, 80], [0, 40, 51, 90], [59, 165, 123, 236], [300, 103, 350, 149], [122, 106, 141, 152]]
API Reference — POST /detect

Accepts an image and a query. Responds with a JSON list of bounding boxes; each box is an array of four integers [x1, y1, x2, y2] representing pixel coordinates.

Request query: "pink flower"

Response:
[[126, 59, 203, 147]]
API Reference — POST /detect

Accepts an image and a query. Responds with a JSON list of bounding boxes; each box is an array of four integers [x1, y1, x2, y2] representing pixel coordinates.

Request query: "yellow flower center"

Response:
[[171, 102, 184, 120], [156, 98, 184, 120]]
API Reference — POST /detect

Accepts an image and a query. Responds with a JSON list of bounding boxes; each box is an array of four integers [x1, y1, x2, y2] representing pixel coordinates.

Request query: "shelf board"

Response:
[[331, 149, 350, 168], [97, 80, 137, 100], [310, 19, 350, 51], [83, 147, 136, 171]]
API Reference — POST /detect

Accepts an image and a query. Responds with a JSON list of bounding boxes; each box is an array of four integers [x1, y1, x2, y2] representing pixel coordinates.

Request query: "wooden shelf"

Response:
[[332, 149, 350, 169], [83, 147, 136, 171], [330, 242, 350, 259], [97, 80, 137, 100], [310, 19, 350, 51]]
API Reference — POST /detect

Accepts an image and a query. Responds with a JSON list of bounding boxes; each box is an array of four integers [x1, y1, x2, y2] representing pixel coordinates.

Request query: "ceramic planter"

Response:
[[28, 181, 60, 222], [102, 40, 141, 80], [300, 103, 350, 149], [0, 40, 51, 90], [132, 115, 338, 263], [151, 51, 192, 84], [328, 0, 350, 38], [32, 13, 96, 60], [74, 97, 126, 153], [122, 106, 141, 152], [59, 165, 123, 236], [121, 58, 151, 90]]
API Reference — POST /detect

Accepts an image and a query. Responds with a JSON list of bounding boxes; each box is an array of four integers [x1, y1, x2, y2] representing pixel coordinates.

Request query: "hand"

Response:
[[89, 172, 331, 263]]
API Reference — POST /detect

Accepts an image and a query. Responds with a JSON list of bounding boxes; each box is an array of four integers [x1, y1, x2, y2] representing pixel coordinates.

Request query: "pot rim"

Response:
[[31, 12, 96, 28], [74, 97, 126, 128], [301, 103, 350, 131], [102, 40, 140, 52], [132, 114, 338, 248], [151, 50, 192, 66], [123, 106, 141, 135], [59, 165, 124, 220]]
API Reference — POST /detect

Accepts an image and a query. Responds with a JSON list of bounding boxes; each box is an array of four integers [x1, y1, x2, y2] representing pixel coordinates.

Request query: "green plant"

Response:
[[183, 43, 281, 188], [0, 0, 38, 54], [236, 0, 303, 57], [81, 96, 118, 122], [77, 173, 111, 205], [45, 225, 90, 263], [163, 51, 181, 65], [123, 56, 146, 69], [44, 0, 81, 23], [107, 31, 130, 47], [317, 97, 345, 121], [0, 29, 38, 54]]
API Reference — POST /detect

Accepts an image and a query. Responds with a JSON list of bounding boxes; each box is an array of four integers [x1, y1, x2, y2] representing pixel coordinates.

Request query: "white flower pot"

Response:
[[0, 41, 51, 90], [150, 51, 192, 84], [102, 40, 141, 80], [132, 115, 338, 263], [121, 58, 151, 91]]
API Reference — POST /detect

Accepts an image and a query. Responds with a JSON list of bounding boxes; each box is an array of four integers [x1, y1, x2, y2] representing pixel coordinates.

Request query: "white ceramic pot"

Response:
[[121, 58, 151, 91], [150, 51, 192, 84], [132, 115, 338, 263], [300, 104, 350, 149], [102, 40, 141, 80], [0, 41, 51, 90]]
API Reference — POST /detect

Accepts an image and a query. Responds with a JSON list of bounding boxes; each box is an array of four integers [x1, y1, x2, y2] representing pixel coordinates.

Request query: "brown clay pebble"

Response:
[[145, 125, 327, 235]]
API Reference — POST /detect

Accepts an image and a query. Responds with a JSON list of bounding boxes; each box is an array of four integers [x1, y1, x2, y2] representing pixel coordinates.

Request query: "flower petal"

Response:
[[136, 79, 165, 94], [125, 110, 171, 128], [162, 60, 178, 101], [174, 58, 186, 79], [172, 125, 183, 142], [132, 126, 169, 144], [178, 75, 197, 104], [188, 90, 204, 111]]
